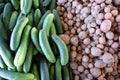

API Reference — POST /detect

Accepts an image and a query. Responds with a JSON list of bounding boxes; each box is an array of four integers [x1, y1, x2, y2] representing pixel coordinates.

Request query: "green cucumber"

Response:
[[0, 69, 34, 80], [14, 25, 31, 71], [0, 3, 4, 14], [33, 0, 39, 8], [40, 57, 49, 80], [43, 0, 51, 7], [31, 27, 43, 54], [20, 0, 32, 14], [55, 58, 62, 80], [62, 65, 70, 80], [32, 64, 40, 80], [33, 47, 38, 55], [49, 0, 56, 10], [27, 10, 34, 26], [10, 17, 29, 51], [9, 11, 18, 31], [50, 22, 56, 35], [39, 0, 47, 14], [39, 30, 56, 63], [23, 43, 34, 73], [52, 34, 69, 65], [0, 55, 6, 69], [2, 3, 12, 28], [52, 9, 63, 34], [11, 0, 19, 10], [49, 65, 55, 80], [17, 12, 26, 21], [42, 13, 54, 36], [37, 10, 51, 30], [34, 8, 42, 26]]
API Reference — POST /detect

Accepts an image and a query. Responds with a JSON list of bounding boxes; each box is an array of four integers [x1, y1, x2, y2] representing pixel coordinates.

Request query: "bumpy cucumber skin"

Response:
[[62, 65, 70, 80], [23, 43, 33, 73], [40, 57, 49, 80], [11, 0, 19, 10], [20, 0, 32, 14], [39, 30, 56, 63], [31, 27, 43, 54], [0, 69, 34, 80], [52, 34, 69, 65], [10, 17, 29, 51], [55, 58, 62, 80], [2, 3, 12, 28], [52, 9, 63, 34], [37, 10, 51, 30], [33, 0, 39, 8], [42, 13, 54, 36], [9, 11, 18, 31], [14, 25, 31, 71]]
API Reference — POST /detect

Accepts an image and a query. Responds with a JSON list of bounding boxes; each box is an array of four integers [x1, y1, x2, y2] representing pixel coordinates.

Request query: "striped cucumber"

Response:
[[34, 8, 42, 26], [9, 11, 18, 31], [27, 10, 34, 26], [52, 9, 63, 34], [32, 64, 40, 80], [52, 34, 69, 65], [10, 17, 29, 51], [49, 65, 55, 80], [31, 27, 43, 54], [37, 10, 51, 30], [55, 58, 62, 80], [33, 0, 39, 8], [42, 13, 54, 36], [62, 65, 70, 80], [14, 25, 31, 71], [49, 0, 56, 10], [23, 43, 34, 73], [2, 3, 12, 28], [43, 0, 51, 7], [39, 30, 56, 63], [0, 69, 34, 80], [11, 0, 19, 10], [40, 57, 49, 80], [20, 0, 32, 14]]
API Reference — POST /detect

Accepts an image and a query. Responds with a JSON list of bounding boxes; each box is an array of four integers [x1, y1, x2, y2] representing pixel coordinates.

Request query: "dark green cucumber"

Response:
[[9, 11, 18, 31], [55, 58, 62, 80], [42, 0, 51, 7], [40, 57, 49, 80], [2, 3, 12, 28], [27, 10, 34, 26], [0, 37, 15, 69], [10, 17, 29, 51], [23, 43, 34, 73], [49, 0, 56, 10], [11, 0, 19, 10], [0, 69, 34, 80], [37, 10, 51, 30], [49, 65, 55, 80], [14, 25, 31, 71], [34, 8, 42, 26], [20, 0, 32, 14], [62, 65, 70, 80], [39, 30, 56, 63], [0, 3, 4, 14], [32, 64, 40, 80], [52, 34, 69, 65], [33, 0, 39, 8], [39, 0, 47, 14], [52, 9, 63, 34], [31, 27, 43, 54]]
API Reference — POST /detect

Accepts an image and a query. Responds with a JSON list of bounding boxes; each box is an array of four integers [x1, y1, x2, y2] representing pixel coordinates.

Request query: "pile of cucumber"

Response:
[[0, 0, 70, 80]]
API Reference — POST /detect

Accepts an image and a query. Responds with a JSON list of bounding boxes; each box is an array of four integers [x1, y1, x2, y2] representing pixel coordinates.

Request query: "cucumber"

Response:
[[14, 25, 31, 71], [52, 9, 63, 34], [39, 0, 47, 14], [33, 47, 38, 55], [31, 27, 43, 54], [11, 0, 19, 10], [49, 65, 55, 80], [32, 64, 40, 80], [55, 58, 62, 80], [52, 34, 69, 65], [37, 10, 51, 30], [42, 13, 54, 36], [27, 10, 34, 26], [34, 8, 42, 26], [0, 55, 6, 69], [0, 69, 34, 80], [33, 0, 39, 8], [50, 22, 56, 35], [42, 0, 51, 7], [9, 11, 18, 31], [0, 37, 15, 69], [62, 65, 70, 80], [2, 3, 12, 28], [49, 0, 56, 10], [23, 43, 34, 73], [39, 30, 56, 63], [17, 12, 26, 21], [20, 0, 32, 14], [10, 17, 29, 51], [40, 57, 49, 80], [0, 3, 4, 14]]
